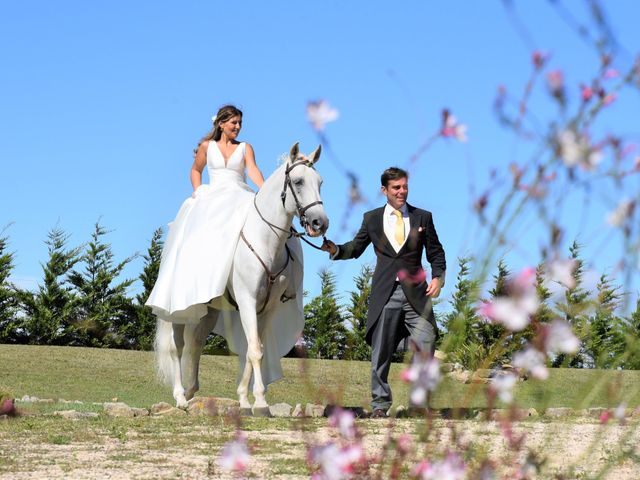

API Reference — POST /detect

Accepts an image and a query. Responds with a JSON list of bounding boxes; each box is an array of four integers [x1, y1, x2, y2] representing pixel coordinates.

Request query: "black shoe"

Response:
[[370, 408, 388, 419]]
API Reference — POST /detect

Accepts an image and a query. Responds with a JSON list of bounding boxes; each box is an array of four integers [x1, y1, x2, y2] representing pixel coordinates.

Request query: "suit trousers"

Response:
[[370, 282, 436, 411]]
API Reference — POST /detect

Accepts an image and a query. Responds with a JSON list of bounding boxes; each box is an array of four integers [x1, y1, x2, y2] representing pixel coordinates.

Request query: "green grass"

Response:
[[1, 344, 639, 411]]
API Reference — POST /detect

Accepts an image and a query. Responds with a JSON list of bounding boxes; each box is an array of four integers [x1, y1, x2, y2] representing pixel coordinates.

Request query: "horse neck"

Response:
[[249, 165, 295, 254]]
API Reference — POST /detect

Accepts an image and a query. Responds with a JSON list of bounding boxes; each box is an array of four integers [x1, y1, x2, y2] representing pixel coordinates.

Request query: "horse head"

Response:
[[282, 142, 329, 237]]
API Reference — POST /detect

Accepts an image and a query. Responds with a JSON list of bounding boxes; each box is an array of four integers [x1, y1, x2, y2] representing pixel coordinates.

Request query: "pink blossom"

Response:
[[545, 320, 580, 354], [490, 373, 518, 403], [309, 442, 364, 480], [441, 110, 468, 142], [328, 407, 357, 440], [606, 199, 635, 227], [580, 84, 594, 101], [603, 68, 620, 79], [603, 93, 617, 106], [401, 353, 441, 406], [513, 346, 548, 380], [546, 70, 564, 94], [396, 434, 413, 455], [599, 410, 611, 424], [478, 268, 539, 332], [306, 100, 339, 132], [531, 50, 549, 69], [412, 452, 466, 480], [547, 258, 577, 289], [634, 156, 640, 171], [218, 432, 251, 473], [398, 268, 427, 285], [556, 129, 602, 170]]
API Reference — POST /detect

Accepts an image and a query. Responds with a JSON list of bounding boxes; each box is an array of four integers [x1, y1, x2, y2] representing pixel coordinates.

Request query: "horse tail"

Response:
[[154, 318, 176, 386]]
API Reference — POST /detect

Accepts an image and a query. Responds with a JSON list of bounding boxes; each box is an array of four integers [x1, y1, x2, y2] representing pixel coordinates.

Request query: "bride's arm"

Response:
[[244, 143, 264, 188], [190, 141, 208, 196]]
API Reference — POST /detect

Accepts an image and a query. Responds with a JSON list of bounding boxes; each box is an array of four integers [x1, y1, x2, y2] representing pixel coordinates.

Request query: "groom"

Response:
[[321, 167, 446, 418]]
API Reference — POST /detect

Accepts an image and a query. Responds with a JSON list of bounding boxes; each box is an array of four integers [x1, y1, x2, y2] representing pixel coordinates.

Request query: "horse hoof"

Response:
[[253, 407, 272, 418], [240, 408, 253, 416]]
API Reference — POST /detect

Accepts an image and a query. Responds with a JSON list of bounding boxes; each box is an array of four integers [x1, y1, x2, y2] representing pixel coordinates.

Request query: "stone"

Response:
[[304, 403, 325, 418], [526, 408, 539, 418], [131, 407, 150, 417], [187, 397, 240, 417], [103, 402, 135, 418], [36, 398, 54, 404], [291, 403, 303, 417], [150, 402, 187, 416], [269, 403, 292, 417], [584, 407, 608, 419], [20, 395, 38, 403], [544, 407, 575, 418], [53, 410, 99, 420], [434, 349, 447, 360], [440, 362, 455, 373], [469, 371, 491, 384], [446, 370, 471, 383]]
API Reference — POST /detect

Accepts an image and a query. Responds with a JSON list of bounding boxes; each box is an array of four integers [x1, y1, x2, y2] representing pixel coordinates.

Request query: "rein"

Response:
[[237, 158, 325, 313]]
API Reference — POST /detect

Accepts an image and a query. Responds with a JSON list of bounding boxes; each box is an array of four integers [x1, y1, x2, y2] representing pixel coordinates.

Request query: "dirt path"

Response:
[[1, 418, 639, 479]]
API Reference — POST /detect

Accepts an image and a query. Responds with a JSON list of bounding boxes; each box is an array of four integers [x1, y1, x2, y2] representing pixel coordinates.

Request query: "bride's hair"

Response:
[[193, 105, 243, 156]]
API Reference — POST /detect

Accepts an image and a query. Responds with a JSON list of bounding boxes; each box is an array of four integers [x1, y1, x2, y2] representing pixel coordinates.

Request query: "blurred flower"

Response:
[[328, 407, 356, 440], [602, 93, 617, 106], [398, 268, 427, 285], [614, 402, 628, 424], [412, 452, 466, 480], [307, 100, 339, 131], [0, 398, 16, 416], [531, 50, 549, 69], [478, 268, 539, 332], [580, 84, 594, 102], [545, 320, 580, 354], [547, 258, 577, 289], [603, 68, 620, 79], [599, 410, 611, 424], [309, 442, 364, 480], [401, 353, 441, 406], [556, 129, 602, 170], [606, 199, 635, 227], [490, 373, 518, 403], [513, 346, 548, 380], [396, 434, 413, 456], [218, 432, 251, 473], [441, 110, 468, 142], [546, 70, 564, 95]]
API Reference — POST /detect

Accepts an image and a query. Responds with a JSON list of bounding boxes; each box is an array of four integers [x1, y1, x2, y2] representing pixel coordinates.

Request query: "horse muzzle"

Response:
[[304, 215, 329, 237]]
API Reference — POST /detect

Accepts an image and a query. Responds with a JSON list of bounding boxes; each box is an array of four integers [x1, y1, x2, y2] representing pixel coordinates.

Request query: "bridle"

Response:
[[235, 157, 326, 314], [280, 159, 324, 232]]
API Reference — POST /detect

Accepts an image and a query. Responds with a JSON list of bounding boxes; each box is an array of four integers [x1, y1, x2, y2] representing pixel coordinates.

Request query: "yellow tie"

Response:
[[393, 210, 405, 246]]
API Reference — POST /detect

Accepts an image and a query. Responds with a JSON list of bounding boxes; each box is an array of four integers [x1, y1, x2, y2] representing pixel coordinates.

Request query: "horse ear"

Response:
[[289, 142, 300, 162], [309, 144, 322, 164]]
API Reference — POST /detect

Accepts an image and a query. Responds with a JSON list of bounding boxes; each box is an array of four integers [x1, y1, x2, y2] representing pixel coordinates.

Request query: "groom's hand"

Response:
[[321, 239, 337, 256], [426, 277, 442, 298]]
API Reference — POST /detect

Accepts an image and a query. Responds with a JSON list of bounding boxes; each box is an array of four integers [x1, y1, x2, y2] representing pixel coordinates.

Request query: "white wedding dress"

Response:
[[146, 141, 304, 385]]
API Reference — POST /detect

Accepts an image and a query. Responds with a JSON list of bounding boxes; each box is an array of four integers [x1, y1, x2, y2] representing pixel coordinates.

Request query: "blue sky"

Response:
[[2, 1, 639, 311]]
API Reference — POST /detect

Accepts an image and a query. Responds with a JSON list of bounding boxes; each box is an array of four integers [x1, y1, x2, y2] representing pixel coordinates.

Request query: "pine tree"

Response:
[[19, 226, 82, 344], [302, 268, 348, 359], [344, 264, 373, 361], [118, 227, 164, 350], [586, 273, 625, 368], [68, 222, 137, 347], [0, 229, 22, 343], [440, 257, 482, 368], [623, 297, 640, 369], [553, 241, 590, 367]]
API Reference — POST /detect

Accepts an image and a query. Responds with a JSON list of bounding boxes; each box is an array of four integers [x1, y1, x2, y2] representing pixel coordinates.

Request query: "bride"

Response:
[[146, 104, 304, 385]]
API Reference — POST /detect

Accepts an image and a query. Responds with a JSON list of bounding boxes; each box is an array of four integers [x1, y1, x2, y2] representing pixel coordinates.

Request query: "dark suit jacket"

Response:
[[334, 203, 446, 345]]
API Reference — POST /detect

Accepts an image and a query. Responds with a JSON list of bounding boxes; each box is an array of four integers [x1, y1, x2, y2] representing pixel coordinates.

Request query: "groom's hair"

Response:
[[381, 167, 408, 187]]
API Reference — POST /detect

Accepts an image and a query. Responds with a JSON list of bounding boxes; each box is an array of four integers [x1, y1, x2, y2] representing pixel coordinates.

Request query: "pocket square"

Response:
[[418, 226, 425, 233]]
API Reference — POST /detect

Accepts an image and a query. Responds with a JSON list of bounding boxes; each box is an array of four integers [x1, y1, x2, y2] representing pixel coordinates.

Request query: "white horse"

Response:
[[155, 143, 328, 414]]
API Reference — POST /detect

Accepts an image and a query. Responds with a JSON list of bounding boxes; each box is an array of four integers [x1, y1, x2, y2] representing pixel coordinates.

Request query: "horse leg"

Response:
[[182, 310, 218, 401], [155, 319, 187, 408], [237, 355, 253, 413], [237, 302, 268, 411]]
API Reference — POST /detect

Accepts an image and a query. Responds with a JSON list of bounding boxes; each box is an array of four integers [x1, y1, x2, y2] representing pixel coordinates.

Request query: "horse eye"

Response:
[[294, 179, 304, 186]]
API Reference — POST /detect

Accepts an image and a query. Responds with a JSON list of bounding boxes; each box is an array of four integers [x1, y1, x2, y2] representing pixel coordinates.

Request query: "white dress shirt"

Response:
[[383, 203, 409, 253]]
